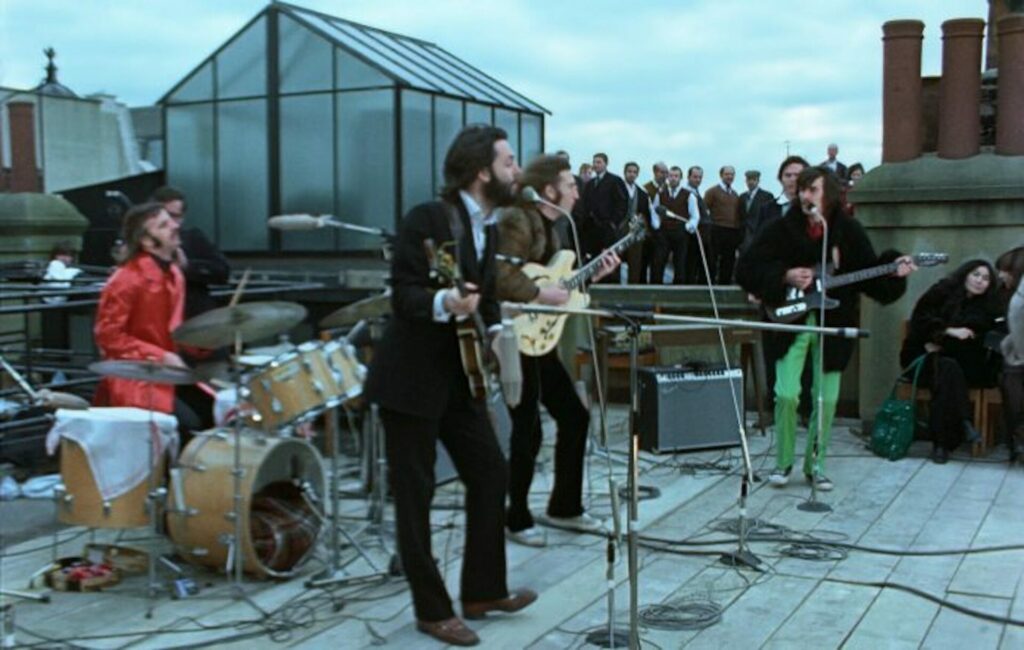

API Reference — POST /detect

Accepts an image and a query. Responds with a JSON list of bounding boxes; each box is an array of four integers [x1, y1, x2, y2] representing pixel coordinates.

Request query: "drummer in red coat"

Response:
[[93, 202, 194, 424]]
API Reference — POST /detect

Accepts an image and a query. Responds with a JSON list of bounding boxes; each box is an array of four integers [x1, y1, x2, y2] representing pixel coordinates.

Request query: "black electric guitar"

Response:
[[766, 252, 948, 323], [423, 239, 498, 401]]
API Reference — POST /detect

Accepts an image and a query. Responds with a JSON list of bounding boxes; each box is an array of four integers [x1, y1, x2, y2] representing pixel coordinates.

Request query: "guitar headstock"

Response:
[[912, 253, 949, 267], [423, 238, 461, 289]]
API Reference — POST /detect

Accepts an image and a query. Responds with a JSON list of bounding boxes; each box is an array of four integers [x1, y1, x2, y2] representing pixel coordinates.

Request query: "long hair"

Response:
[[516, 154, 570, 208], [121, 202, 166, 261], [934, 258, 1000, 319], [796, 166, 844, 219], [440, 124, 508, 202], [996, 246, 1024, 293]]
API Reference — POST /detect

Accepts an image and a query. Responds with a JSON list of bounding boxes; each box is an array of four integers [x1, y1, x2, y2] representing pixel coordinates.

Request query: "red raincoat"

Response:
[[93, 254, 185, 413]]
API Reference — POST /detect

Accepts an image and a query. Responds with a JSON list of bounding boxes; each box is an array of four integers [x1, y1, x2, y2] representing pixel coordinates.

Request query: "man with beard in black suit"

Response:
[[363, 125, 536, 646]]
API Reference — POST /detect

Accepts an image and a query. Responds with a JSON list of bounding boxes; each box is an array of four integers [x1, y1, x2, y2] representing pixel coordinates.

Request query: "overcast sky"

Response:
[[0, 0, 986, 194]]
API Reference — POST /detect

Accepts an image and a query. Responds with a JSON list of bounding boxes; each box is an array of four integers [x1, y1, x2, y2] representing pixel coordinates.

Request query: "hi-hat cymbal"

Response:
[[88, 360, 197, 385], [320, 293, 391, 328], [35, 389, 90, 410], [173, 302, 307, 349]]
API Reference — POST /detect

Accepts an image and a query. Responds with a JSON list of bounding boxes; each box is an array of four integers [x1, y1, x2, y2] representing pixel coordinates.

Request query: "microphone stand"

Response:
[[797, 212, 832, 513], [504, 302, 863, 650], [687, 217, 762, 570]]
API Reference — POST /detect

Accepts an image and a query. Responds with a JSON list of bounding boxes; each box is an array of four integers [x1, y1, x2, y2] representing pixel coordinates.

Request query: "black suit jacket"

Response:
[[581, 172, 628, 254], [179, 226, 231, 319], [820, 160, 848, 181], [364, 199, 499, 420], [737, 188, 774, 231]]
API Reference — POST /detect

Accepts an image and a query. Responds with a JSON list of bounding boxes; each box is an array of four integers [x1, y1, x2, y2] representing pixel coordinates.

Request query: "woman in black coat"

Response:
[[900, 259, 1003, 463]]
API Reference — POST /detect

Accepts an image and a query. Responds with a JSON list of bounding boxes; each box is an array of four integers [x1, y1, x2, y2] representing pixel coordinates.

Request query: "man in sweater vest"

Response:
[[650, 166, 698, 284], [703, 165, 742, 284]]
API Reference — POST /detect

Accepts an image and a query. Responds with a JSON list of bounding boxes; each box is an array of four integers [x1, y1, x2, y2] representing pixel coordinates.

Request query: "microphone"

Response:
[[655, 205, 696, 232], [521, 186, 572, 220], [497, 304, 522, 407], [267, 214, 329, 231]]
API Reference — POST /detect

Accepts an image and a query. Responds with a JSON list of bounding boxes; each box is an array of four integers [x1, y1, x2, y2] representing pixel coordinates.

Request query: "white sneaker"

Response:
[[506, 527, 547, 548], [537, 512, 607, 534], [768, 466, 792, 487]]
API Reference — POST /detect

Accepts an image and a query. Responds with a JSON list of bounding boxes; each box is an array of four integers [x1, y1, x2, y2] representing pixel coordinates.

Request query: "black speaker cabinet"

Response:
[[637, 366, 744, 453]]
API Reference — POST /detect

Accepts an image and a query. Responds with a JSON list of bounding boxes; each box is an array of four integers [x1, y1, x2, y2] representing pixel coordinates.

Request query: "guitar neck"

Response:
[[824, 260, 900, 290], [563, 231, 639, 290]]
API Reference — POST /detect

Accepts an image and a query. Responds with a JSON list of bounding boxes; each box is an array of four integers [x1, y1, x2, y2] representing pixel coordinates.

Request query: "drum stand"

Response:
[[144, 384, 168, 618], [305, 403, 388, 589]]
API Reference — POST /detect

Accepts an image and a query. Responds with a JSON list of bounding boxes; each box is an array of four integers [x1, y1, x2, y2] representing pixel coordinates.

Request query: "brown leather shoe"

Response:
[[415, 617, 480, 646], [462, 588, 538, 620]]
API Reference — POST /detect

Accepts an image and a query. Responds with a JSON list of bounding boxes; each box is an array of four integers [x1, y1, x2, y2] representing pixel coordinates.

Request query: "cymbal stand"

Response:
[[225, 333, 266, 614], [144, 380, 172, 618]]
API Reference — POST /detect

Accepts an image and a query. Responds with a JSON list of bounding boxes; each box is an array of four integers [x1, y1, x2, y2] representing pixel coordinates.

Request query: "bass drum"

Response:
[[167, 430, 325, 579]]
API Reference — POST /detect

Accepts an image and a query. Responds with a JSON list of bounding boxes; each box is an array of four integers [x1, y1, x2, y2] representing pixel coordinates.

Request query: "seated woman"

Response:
[[900, 259, 1003, 463], [996, 246, 1024, 463]]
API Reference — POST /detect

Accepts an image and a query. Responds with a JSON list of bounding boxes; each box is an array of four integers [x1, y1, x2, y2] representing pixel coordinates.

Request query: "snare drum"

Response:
[[167, 429, 325, 579], [245, 342, 342, 430]]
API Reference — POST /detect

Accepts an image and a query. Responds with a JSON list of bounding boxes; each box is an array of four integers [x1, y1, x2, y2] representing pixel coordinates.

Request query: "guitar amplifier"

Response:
[[637, 365, 744, 454]]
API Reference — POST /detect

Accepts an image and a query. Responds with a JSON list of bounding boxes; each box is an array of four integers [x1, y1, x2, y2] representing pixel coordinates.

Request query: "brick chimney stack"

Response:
[[882, 20, 925, 162], [7, 102, 41, 192], [938, 19, 985, 159], [996, 14, 1024, 155]]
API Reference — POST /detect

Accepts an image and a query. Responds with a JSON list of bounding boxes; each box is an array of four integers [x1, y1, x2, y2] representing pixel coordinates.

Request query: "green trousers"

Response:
[[774, 314, 842, 476]]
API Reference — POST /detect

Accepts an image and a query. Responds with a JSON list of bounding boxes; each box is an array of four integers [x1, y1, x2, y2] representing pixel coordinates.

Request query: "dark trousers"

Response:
[[684, 224, 713, 284], [624, 240, 648, 284], [507, 351, 590, 532], [381, 395, 509, 622], [917, 356, 972, 451], [1002, 366, 1024, 456], [651, 228, 689, 285], [710, 225, 742, 284]]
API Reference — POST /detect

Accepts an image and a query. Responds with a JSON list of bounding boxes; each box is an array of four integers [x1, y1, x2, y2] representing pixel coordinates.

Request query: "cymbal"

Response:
[[35, 389, 90, 410], [173, 302, 307, 349], [320, 293, 391, 328], [88, 360, 197, 385]]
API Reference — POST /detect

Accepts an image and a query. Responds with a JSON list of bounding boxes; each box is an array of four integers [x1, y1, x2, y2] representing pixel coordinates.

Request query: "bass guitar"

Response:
[[766, 252, 948, 323], [514, 219, 646, 356], [424, 239, 498, 401]]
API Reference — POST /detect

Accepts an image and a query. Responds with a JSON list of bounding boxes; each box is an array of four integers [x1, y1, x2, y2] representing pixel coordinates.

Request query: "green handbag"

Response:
[[871, 354, 928, 461]]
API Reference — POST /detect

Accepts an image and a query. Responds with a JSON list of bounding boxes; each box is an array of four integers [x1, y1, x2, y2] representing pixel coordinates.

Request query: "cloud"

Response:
[[0, 0, 983, 194]]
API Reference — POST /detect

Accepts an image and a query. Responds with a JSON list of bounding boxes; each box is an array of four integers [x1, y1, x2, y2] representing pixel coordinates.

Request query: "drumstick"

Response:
[[229, 268, 252, 307], [195, 381, 218, 398]]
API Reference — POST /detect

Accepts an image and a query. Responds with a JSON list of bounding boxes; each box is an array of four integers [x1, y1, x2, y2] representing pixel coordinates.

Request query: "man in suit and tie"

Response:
[[703, 165, 742, 284], [580, 152, 628, 281], [364, 125, 536, 646], [820, 143, 848, 182], [621, 161, 652, 283], [643, 162, 669, 283], [736, 170, 774, 254]]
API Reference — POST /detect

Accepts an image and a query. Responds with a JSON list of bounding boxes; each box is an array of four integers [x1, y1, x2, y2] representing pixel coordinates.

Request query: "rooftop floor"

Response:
[[2, 409, 1022, 649]]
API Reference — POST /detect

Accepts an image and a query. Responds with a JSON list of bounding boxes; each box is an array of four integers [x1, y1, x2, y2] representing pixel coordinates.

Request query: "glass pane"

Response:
[[297, 13, 416, 88], [168, 61, 214, 103], [335, 47, 392, 90], [280, 94, 335, 251], [166, 104, 215, 237], [401, 90, 433, 216], [279, 14, 332, 94], [217, 100, 268, 250], [337, 90, 395, 251], [465, 102, 492, 126], [217, 16, 266, 99], [521, 113, 543, 164], [495, 109, 519, 161], [434, 97, 461, 188]]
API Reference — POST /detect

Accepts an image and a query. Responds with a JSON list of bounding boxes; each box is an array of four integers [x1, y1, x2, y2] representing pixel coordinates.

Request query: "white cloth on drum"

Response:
[[45, 407, 179, 501], [215, 388, 241, 426]]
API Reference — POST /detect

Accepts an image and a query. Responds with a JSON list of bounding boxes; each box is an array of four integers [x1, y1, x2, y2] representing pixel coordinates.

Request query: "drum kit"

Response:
[[41, 294, 392, 613]]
